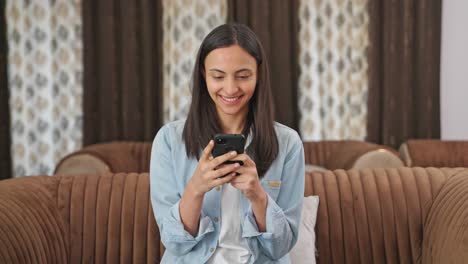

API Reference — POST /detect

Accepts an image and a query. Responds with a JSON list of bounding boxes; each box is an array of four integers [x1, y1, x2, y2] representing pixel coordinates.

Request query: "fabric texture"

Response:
[[162, 0, 227, 123], [227, 0, 300, 130], [302, 140, 399, 168], [0, 0, 11, 180], [55, 141, 152, 174], [422, 169, 468, 263], [1, 168, 468, 263], [298, 0, 369, 140], [0, 172, 161, 263], [289, 195, 319, 264], [304, 167, 467, 263], [150, 120, 305, 263], [82, 0, 163, 145], [6, 1, 83, 176], [207, 184, 251, 263], [305, 165, 327, 173], [324, 141, 400, 170], [404, 139, 468, 167], [367, 0, 442, 148]]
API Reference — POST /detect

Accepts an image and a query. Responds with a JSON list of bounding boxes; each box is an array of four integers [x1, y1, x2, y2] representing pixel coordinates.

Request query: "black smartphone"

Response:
[[211, 134, 245, 166]]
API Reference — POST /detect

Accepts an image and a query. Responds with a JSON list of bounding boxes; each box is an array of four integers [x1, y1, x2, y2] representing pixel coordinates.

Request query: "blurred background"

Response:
[[0, 0, 466, 179]]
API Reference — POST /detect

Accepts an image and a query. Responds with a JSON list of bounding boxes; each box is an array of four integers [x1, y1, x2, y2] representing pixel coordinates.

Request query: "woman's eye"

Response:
[[213, 76, 224, 80], [237, 75, 250, 79]]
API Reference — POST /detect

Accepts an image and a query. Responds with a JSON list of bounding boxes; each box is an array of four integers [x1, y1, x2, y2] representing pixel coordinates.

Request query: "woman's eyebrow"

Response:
[[208, 69, 225, 73], [208, 68, 252, 74], [235, 68, 252, 74]]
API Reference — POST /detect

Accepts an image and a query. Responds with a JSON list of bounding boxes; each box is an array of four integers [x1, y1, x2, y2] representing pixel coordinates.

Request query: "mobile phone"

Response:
[[211, 134, 245, 166]]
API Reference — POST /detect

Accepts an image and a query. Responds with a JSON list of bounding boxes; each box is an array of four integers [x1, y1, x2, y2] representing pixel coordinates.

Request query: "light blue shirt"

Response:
[[150, 120, 305, 263]]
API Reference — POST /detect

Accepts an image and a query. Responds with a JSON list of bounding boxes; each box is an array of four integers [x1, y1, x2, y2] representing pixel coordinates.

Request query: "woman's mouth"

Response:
[[219, 95, 243, 105]]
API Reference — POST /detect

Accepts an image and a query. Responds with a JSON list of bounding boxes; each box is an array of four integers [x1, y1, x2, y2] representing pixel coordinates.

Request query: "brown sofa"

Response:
[[399, 140, 468, 167], [1, 167, 468, 263], [54, 141, 403, 175], [303, 141, 403, 170]]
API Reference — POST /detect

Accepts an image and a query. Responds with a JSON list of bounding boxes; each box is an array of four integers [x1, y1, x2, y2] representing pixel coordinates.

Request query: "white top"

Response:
[[207, 183, 252, 263]]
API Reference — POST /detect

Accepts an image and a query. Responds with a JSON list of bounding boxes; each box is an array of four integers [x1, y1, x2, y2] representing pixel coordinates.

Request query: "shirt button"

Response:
[[210, 247, 214, 253], [213, 217, 219, 222], [216, 186, 220, 191]]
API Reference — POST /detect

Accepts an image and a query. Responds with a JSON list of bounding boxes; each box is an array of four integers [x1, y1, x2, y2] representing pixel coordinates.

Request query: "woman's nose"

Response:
[[224, 78, 239, 94]]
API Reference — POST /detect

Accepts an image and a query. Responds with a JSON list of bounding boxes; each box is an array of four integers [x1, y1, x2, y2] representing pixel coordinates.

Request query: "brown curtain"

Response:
[[228, 0, 300, 131], [367, 0, 442, 148], [83, 0, 163, 145], [0, 0, 12, 180]]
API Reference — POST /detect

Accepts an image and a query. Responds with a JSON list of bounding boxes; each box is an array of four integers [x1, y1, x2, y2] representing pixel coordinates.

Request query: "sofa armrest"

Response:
[[0, 176, 68, 263], [400, 140, 468, 167], [422, 169, 468, 263], [54, 141, 152, 175], [326, 142, 403, 170]]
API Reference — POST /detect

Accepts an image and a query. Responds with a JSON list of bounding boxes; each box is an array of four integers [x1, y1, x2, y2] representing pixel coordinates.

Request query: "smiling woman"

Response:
[[204, 45, 257, 133], [183, 24, 278, 178], [150, 23, 305, 263]]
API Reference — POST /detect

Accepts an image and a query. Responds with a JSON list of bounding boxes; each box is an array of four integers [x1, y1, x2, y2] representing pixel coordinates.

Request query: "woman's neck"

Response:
[[218, 113, 247, 134]]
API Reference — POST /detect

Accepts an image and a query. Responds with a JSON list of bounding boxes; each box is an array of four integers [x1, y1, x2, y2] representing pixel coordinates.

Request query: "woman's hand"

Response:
[[230, 154, 267, 202], [230, 153, 268, 231], [187, 140, 241, 197]]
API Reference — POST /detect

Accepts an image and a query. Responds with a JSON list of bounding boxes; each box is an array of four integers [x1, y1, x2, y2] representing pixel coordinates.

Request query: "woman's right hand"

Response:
[[187, 140, 240, 197]]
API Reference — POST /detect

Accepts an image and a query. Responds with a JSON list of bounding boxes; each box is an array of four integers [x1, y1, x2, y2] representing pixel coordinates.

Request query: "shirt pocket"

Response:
[[262, 180, 282, 201]]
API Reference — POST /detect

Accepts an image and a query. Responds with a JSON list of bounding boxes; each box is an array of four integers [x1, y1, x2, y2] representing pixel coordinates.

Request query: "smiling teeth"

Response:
[[222, 96, 240, 102]]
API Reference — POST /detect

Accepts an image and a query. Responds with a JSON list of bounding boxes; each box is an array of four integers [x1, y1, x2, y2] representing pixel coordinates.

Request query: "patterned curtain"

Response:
[[6, 1, 83, 176], [2, 0, 374, 177], [298, 0, 369, 140], [1, 0, 12, 179], [162, 0, 227, 123]]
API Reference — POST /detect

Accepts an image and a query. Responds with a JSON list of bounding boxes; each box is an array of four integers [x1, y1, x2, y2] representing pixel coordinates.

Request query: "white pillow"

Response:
[[289, 195, 319, 264]]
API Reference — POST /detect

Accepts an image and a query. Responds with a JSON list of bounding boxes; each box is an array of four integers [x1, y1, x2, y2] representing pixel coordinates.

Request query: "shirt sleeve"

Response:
[[242, 133, 305, 260], [149, 125, 215, 256]]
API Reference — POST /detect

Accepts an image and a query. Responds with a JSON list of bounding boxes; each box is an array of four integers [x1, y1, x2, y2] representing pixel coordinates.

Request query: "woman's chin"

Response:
[[221, 109, 242, 116], [217, 106, 248, 118]]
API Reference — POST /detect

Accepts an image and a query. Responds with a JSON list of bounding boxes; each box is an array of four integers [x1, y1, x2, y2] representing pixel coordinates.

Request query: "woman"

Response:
[[150, 23, 305, 263]]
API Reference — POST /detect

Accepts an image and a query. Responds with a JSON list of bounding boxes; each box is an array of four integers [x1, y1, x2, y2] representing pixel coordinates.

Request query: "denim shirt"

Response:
[[150, 120, 305, 263]]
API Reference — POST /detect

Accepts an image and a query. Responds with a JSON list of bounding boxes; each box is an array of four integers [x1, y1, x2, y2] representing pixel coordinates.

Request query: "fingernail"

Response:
[[231, 151, 237, 156], [234, 163, 240, 167]]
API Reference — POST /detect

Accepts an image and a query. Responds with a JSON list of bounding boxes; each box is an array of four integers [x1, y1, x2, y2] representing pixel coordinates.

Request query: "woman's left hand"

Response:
[[230, 153, 268, 231], [230, 154, 267, 203]]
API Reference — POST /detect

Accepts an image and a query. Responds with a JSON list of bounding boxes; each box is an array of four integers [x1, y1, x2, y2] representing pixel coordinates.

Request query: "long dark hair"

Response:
[[182, 23, 278, 177]]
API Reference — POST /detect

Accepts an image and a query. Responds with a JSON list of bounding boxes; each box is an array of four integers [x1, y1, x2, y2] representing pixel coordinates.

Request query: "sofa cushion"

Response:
[[0, 176, 68, 263], [305, 167, 460, 263], [422, 169, 468, 263], [290, 195, 319, 264], [55, 172, 162, 263]]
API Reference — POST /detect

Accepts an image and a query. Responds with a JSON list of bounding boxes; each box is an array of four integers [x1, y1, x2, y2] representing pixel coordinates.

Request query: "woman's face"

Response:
[[204, 44, 257, 121]]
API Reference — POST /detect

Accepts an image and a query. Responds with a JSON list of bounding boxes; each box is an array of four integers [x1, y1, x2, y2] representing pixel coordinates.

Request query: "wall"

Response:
[[440, 0, 468, 139]]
